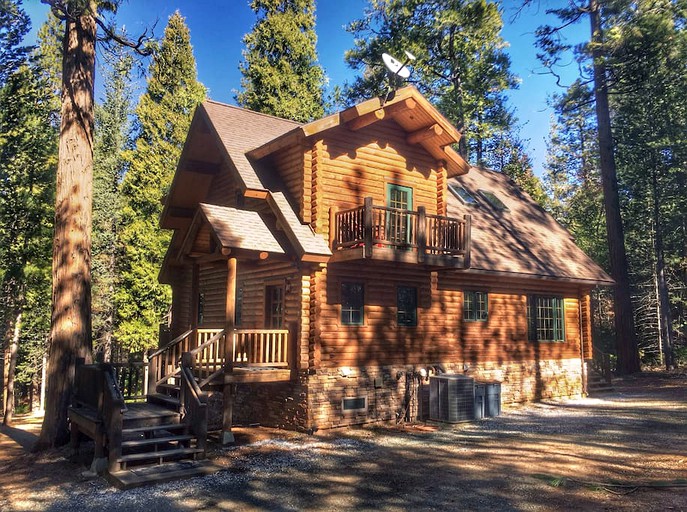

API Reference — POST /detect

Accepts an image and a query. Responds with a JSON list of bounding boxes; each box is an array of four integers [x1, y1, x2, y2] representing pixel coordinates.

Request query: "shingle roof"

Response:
[[447, 168, 613, 285], [268, 192, 332, 257], [200, 203, 285, 254], [202, 100, 301, 191]]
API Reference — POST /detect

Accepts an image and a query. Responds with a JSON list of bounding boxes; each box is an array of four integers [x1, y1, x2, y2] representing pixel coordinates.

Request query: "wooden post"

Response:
[[417, 206, 426, 263], [463, 214, 472, 268], [329, 206, 338, 250], [363, 197, 373, 259], [222, 257, 237, 444]]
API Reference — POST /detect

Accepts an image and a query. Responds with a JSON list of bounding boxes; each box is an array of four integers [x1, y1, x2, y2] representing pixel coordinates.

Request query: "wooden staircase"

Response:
[[586, 348, 615, 396], [69, 355, 216, 490], [587, 367, 614, 395]]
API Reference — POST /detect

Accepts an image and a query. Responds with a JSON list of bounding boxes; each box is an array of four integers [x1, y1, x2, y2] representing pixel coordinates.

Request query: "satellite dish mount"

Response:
[[381, 50, 415, 104]]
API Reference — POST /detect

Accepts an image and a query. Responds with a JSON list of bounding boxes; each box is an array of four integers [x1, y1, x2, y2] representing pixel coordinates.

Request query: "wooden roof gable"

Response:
[[247, 86, 470, 177]]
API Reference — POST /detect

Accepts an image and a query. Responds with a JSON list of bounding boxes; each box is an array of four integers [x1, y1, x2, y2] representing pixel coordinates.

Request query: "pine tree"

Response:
[[92, 47, 132, 360], [345, 0, 517, 162], [0, 0, 31, 86], [117, 11, 206, 352], [0, 63, 57, 424], [237, 0, 325, 122]]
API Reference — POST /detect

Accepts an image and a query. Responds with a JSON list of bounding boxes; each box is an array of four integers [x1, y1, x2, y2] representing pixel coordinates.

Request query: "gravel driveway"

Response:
[[2, 373, 686, 511]]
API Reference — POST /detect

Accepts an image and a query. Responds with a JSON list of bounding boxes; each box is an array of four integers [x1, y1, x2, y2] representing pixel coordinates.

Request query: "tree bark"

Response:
[[588, 0, 640, 374], [3, 311, 21, 426], [35, 3, 96, 449]]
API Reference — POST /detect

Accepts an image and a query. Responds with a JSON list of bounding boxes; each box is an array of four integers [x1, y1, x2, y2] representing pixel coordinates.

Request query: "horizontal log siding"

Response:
[[317, 119, 440, 238], [198, 262, 227, 327], [317, 262, 585, 368], [271, 144, 305, 220], [207, 165, 240, 207], [170, 265, 193, 338]]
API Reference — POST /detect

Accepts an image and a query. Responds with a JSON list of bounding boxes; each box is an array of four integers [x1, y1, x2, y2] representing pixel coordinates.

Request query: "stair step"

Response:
[[108, 460, 219, 490], [147, 393, 181, 410], [122, 434, 195, 449], [117, 447, 203, 464], [157, 383, 181, 392], [122, 422, 185, 435]]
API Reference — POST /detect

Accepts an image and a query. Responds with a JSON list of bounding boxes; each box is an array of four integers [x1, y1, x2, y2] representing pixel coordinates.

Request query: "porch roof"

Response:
[[199, 203, 285, 255]]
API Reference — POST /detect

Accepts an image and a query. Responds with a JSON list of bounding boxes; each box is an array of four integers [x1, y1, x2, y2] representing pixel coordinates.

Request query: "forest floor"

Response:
[[1, 371, 686, 511]]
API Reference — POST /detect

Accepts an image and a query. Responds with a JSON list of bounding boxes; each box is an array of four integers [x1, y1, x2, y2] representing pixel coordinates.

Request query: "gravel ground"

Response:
[[1, 372, 686, 511]]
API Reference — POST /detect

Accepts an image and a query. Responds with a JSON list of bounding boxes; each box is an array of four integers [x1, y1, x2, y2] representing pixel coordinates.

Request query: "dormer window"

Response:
[[448, 184, 478, 206], [478, 190, 509, 211]]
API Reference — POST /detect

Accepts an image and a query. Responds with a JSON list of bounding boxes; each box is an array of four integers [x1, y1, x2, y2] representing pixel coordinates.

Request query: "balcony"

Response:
[[330, 197, 471, 268]]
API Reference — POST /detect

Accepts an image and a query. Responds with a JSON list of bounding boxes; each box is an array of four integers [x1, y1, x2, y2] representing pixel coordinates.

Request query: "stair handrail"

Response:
[[590, 346, 614, 384], [180, 352, 208, 456], [149, 328, 194, 359], [188, 329, 226, 388], [100, 363, 126, 473], [147, 328, 194, 394]]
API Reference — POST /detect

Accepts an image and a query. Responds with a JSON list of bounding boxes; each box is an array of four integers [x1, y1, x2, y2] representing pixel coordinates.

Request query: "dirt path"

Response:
[[1, 373, 686, 511]]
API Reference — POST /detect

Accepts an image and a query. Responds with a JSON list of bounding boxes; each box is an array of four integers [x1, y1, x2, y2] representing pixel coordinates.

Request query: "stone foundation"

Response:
[[212, 358, 583, 431]]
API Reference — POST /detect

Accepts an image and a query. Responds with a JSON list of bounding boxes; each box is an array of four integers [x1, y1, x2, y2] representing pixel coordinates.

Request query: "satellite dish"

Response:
[[381, 50, 416, 104], [382, 53, 411, 79], [382, 51, 416, 79]]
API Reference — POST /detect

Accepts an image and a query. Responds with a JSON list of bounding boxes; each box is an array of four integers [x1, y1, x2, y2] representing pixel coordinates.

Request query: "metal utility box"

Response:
[[484, 381, 501, 417], [429, 374, 475, 422], [473, 382, 486, 420]]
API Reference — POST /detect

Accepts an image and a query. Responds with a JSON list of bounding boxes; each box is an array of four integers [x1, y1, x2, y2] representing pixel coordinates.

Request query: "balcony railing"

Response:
[[331, 197, 470, 266]]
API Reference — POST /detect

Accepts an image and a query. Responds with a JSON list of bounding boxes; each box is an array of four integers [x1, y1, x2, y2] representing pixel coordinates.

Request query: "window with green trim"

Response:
[[527, 296, 565, 342], [464, 291, 488, 321], [341, 282, 364, 325], [448, 184, 479, 206], [397, 286, 418, 327], [478, 189, 509, 211]]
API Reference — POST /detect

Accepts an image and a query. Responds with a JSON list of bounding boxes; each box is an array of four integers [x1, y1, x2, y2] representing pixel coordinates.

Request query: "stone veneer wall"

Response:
[[213, 358, 583, 431]]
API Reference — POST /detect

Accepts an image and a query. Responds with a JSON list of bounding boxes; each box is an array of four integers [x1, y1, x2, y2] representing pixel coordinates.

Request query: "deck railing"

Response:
[[332, 197, 470, 261], [148, 327, 290, 389]]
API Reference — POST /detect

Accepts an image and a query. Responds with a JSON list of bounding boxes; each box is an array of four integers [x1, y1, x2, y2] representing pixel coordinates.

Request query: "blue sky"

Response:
[[23, 0, 586, 175]]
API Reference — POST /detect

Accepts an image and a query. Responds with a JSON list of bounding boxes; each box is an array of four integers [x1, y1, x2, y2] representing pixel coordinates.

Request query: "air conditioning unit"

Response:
[[429, 374, 475, 422]]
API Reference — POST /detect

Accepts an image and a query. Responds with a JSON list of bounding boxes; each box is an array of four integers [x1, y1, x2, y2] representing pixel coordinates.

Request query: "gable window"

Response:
[[528, 296, 565, 342], [464, 291, 488, 321], [448, 184, 479, 206], [397, 286, 418, 327], [478, 189, 509, 211], [341, 282, 364, 326]]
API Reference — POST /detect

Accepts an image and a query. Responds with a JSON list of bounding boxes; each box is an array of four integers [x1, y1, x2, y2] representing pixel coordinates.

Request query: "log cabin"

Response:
[[154, 86, 612, 436]]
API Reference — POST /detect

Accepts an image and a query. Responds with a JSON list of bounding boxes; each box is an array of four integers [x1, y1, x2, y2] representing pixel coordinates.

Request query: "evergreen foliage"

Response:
[[237, 0, 325, 122], [344, 0, 518, 162], [92, 47, 132, 358], [0, 0, 31, 85], [117, 11, 206, 352], [0, 63, 57, 419]]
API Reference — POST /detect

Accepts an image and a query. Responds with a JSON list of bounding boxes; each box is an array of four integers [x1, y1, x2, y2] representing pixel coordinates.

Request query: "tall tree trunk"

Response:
[[650, 164, 675, 369], [3, 311, 21, 426], [36, 4, 96, 449], [588, 0, 640, 375]]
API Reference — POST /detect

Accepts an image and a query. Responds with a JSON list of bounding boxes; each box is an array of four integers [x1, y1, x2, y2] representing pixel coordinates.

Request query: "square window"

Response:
[[448, 184, 479, 206], [341, 282, 364, 325], [397, 286, 418, 327], [527, 295, 565, 342], [464, 291, 488, 321]]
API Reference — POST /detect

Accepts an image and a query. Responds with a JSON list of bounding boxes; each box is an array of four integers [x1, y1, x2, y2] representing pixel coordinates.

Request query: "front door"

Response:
[[265, 284, 284, 329], [386, 184, 413, 247]]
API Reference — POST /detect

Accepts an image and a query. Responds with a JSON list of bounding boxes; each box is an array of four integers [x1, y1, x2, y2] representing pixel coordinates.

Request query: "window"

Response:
[[397, 286, 418, 327], [235, 283, 243, 326], [528, 296, 565, 342], [448, 184, 479, 206], [342, 396, 367, 412], [464, 291, 488, 321], [197, 292, 205, 325], [265, 285, 284, 328], [478, 189, 509, 211], [341, 282, 364, 325]]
